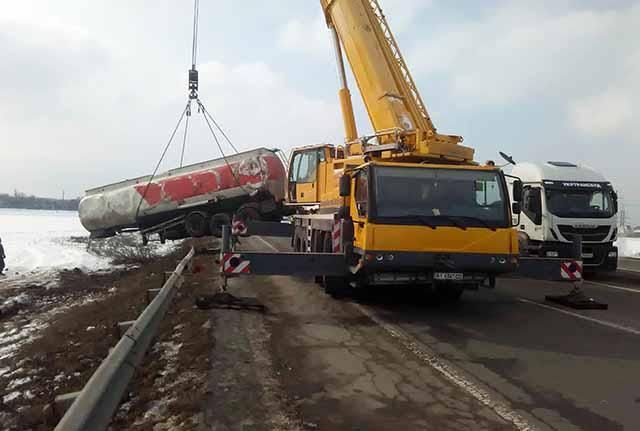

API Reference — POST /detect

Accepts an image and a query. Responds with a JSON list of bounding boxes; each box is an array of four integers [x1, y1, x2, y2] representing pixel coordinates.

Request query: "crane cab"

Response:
[[287, 144, 361, 208]]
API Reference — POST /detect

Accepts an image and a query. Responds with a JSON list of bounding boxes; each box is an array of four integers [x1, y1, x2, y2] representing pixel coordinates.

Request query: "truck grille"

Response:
[[557, 225, 611, 242]]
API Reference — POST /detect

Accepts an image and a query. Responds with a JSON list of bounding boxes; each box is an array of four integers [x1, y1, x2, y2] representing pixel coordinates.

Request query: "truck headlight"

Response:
[[608, 251, 618, 258], [546, 251, 559, 258]]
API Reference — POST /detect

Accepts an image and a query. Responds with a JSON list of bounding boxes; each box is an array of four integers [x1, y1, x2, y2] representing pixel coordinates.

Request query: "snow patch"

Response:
[[3, 391, 21, 403], [616, 237, 640, 258], [7, 376, 32, 390], [0, 209, 177, 282]]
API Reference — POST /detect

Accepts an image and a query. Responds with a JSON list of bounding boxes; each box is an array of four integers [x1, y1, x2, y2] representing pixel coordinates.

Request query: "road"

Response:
[[226, 236, 640, 430], [618, 257, 640, 273]]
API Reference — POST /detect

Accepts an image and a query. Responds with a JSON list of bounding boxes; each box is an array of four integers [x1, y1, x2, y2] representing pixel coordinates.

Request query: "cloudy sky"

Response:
[[1, 1, 638, 221]]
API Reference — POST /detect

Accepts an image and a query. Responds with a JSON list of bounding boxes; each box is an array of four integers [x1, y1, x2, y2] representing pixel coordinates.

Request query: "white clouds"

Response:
[[568, 88, 634, 137], [278, 14, 331, 58], [196, 61, 342, 155], [378, 0, 433, 32], [277, 0, 433, 59], [410, 2, 639, 116]]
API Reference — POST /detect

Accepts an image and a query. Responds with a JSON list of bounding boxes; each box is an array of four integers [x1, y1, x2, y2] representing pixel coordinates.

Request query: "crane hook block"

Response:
[[188, 67, 199, 100]]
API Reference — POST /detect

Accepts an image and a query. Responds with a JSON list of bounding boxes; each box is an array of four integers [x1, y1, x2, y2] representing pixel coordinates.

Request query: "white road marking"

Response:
[[354, 303, 538, 431], [584, 280, 640, 294], [254, 236, 280, 252], [517, 298, 640, 336], [618, 266, 640, 274], [257, 235, 536, 428]]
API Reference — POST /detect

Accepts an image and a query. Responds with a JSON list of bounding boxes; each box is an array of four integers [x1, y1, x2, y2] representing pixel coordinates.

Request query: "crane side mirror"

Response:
[[339, 175, 351, 197], [512, 180, 523, 202]]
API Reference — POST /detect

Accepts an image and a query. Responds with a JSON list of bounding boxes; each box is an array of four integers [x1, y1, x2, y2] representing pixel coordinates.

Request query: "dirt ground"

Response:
[[0, 239, 217, 430]]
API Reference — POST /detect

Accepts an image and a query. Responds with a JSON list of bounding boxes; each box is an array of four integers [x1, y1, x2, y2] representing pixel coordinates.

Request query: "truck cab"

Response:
[[509, 161, 618, 271]]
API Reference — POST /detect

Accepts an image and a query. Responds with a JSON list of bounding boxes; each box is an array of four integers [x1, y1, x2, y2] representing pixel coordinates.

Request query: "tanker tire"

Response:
[[235, 203, 261, 223], [185, 211, 208, 238], [209, 213, 231, 238]]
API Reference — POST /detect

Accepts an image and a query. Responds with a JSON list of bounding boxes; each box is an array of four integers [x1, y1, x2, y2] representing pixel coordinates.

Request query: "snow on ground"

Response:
[[615, 237, 640, 258], [0, 209, 107, 277], [0, 208, 175, 284]]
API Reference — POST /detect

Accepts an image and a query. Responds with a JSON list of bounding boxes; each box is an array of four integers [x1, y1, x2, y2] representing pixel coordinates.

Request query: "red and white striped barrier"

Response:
[[560, 260, 583, 281], [232, 219, 247, 236], [332, 221, 342, 253], [221, 253, 251, 274]]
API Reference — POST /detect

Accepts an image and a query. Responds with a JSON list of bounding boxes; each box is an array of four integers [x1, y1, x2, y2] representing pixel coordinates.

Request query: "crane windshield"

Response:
[[370, 166, 509, 228]]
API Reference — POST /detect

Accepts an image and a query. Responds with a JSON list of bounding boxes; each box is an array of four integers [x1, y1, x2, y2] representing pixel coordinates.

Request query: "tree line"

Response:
[[0, 192, 80, 211]]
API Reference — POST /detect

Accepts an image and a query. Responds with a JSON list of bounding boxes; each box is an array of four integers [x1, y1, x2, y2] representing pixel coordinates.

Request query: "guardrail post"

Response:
[[43, 391, 81, 426], [115, 321, 135, 339], [146, 288, 162, 304], [53, 248, 195, 431], [162, 271, 174, 286]]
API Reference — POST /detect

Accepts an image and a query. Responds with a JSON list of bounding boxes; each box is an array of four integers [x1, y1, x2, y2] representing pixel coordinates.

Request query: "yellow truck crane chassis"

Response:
[[217, 0, 587, 301]]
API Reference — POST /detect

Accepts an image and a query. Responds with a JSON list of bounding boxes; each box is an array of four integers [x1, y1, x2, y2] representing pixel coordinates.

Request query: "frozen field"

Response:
[[0, 208, 174, 282], [616, 236, 640, 258], [1, 209, 108, 277]]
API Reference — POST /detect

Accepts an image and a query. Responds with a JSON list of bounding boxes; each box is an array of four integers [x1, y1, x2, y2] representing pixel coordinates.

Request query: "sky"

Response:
[[0, 1, 638, 222]]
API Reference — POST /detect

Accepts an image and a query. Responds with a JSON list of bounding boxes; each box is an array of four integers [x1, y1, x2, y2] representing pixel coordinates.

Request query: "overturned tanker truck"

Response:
[[79, 148, 288, 243]]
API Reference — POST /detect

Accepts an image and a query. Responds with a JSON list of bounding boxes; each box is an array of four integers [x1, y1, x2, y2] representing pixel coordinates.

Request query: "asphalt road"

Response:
[[235, 236, 640, 430], [618, 257, 640, 273]]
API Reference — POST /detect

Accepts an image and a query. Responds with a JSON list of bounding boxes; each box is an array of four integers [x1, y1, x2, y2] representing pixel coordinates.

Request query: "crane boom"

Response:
[[321, 0, 474, 162]]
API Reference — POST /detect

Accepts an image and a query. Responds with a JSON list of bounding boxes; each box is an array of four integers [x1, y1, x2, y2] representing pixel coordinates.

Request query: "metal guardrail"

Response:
[[54, 247, 195, 431]]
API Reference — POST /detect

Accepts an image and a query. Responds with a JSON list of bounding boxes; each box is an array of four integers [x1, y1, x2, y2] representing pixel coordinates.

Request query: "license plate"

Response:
[[434, 272, 464, 281], [582, 253, 594, 258]]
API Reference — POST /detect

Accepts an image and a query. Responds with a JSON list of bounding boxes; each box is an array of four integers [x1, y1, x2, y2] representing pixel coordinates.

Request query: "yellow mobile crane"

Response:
[[221, 0, 524, 300], [283, 0, 521, 296]]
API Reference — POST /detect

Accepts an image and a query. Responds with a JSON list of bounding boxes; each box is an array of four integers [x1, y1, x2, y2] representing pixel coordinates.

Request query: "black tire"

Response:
[[185, 211, 208, 238], [235, 203, 261, 224], [209, 213, 231, 238]]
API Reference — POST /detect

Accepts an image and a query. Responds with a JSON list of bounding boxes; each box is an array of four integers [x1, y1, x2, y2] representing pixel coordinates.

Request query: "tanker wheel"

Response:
[[209, 213, 231, 238], [235, 203, 261, 224], [185, 211, 208, 238]]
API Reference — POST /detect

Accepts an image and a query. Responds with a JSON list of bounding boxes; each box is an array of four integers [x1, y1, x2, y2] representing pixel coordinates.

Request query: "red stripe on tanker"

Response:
[[78, 148, 286, 236]]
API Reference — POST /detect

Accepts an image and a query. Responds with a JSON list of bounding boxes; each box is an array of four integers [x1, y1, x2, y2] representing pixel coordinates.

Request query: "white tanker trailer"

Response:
[[79, 148, 288, 242]]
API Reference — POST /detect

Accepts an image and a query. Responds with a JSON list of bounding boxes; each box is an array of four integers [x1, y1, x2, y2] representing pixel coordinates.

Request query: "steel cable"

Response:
[[135, 103, 189, 219]]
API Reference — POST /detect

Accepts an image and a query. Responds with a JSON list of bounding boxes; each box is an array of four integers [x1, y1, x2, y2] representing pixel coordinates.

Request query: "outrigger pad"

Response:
[[195, 293, 266, 312], [545, 290, 608, 310]]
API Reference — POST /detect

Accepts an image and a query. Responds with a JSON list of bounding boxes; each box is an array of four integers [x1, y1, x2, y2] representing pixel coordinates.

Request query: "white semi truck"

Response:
[[508, 161, 618, 272]]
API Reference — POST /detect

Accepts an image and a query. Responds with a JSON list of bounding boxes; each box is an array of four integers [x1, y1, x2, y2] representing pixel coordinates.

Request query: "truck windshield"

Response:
[[545, 188, 615, 219], [372, 166, 509, 228]]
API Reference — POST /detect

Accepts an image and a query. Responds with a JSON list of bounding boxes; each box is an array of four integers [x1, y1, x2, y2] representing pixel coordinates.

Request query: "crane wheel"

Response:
[[185, 211, 208, 238]]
